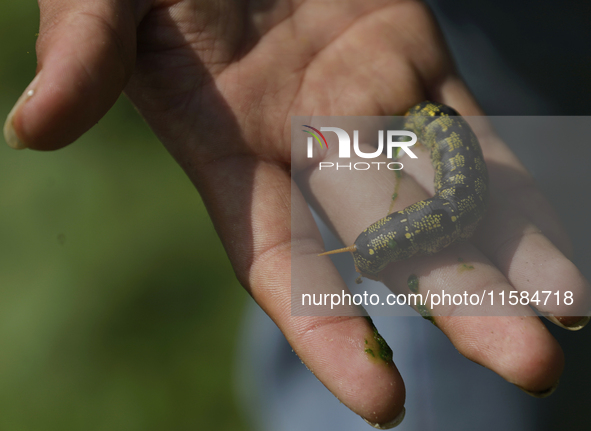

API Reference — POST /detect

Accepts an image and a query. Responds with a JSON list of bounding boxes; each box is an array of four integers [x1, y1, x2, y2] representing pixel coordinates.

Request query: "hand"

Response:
[[4, 0, 589, 427]]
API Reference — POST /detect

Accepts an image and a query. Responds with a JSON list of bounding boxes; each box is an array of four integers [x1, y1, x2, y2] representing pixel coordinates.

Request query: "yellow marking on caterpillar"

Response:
[[446, 132, 464, 151], [448, 153, 466, 170]]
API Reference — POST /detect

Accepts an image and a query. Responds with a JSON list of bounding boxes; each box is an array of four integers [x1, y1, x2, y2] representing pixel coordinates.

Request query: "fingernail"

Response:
[[4, 72, 41, 150], [516, 380, 559, 398], [546, 314, 590, 331], [363, 407, 405, 429]]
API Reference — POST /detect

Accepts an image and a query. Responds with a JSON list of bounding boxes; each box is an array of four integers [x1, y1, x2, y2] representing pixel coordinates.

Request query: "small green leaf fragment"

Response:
[[407, 274, 419, 293], [458, 257, 474, 271], [373, 328, 393, 363], [458, 262, 475, 272], [363, 317, 393, 364], [417, 304, 436, 325]]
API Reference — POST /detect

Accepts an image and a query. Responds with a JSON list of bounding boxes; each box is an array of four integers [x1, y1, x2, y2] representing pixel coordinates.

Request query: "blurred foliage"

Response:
[[0, 2, 251, 430]]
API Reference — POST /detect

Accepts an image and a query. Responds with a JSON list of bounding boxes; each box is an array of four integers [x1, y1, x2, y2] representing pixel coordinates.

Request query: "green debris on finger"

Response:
[[417, 304, 436, 326], [363, 317, 393, 364], [407, 274, 419, 293], [457, 257, 474, 272]]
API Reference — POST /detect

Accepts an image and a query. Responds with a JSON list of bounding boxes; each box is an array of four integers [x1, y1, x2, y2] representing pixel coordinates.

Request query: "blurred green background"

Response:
[[0, 2, 251, 430]]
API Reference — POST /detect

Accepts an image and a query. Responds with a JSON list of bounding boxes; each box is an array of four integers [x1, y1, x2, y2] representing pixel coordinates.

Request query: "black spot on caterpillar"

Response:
[[319, 101, 489, 280]]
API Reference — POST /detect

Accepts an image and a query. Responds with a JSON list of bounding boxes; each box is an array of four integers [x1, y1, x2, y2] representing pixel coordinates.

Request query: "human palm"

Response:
[[6, 0, 589, 427]]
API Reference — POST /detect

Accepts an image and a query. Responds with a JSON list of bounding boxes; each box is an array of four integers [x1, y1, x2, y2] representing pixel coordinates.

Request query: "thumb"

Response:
[[4, 0, 140, 151]]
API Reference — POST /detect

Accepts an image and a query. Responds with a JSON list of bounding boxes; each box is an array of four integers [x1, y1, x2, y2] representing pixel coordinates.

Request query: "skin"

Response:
[[4, 0, 590, 426]]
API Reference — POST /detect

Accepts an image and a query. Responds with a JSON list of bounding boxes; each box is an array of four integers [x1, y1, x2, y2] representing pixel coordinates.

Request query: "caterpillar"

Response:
[[320, 101, 489, 280]]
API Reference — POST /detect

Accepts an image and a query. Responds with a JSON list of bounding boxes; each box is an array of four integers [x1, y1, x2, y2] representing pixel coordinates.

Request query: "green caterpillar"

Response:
[[320, 101, 489, 280]]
